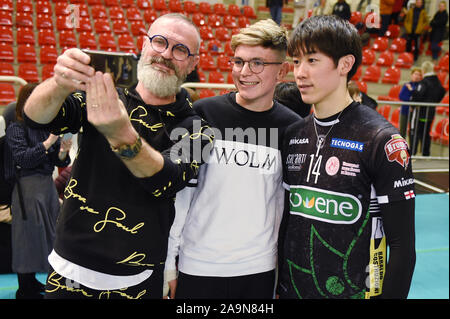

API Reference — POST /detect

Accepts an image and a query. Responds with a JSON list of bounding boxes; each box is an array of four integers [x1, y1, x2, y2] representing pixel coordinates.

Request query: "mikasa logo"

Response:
[[289, 138, 309, 145], [289, 185, 362, 224]]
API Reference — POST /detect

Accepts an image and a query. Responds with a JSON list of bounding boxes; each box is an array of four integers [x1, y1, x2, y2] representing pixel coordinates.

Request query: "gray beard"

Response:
[[137, 59, 186, 98]]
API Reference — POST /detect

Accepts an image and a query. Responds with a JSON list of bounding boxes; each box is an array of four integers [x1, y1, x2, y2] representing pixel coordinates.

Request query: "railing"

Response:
[[0, 76, 27, 86], [376, 99, 449, 161]]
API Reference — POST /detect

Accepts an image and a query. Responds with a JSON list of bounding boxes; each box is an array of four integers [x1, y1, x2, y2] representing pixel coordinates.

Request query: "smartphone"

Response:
[[82, 49, 138, 88]]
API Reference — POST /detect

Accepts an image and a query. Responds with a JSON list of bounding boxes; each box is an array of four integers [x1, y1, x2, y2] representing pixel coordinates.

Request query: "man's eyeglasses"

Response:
[[230, 57, 283, 74], [146, 34, 196, 61]]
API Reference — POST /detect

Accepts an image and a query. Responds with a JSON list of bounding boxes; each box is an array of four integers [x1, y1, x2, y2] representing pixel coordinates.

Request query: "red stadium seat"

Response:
[[356, 81, 367, 94], [130, 20, 147, 36], [169, 0, 183, 12], [436, 54, 449, 72], [213, 3, 227, 16], [199, 53, 216, 71], [105, 0, 119, 6], [431, 118, 449, 145], [15, 12, 33, 27], [350, 11, 362, 25], [192, 12, 206, 27], [199, 89, 215, 99], [197, 70, 206, 82], [207, 39, 223, 55], [127, 7, 143, 21], [362, 65, 380, 82], [0, 25, 13, 43], [217, 54, 232, 72], [40, 45, 58, 64], [209, 71, 225, 83], [376, 51, 394, 66], [143, 9, 158, 24], [389, 37, 406, 53], [59, 30, 77, 49], [56, 15, 74, 30], [109, 6, 125, 20], [242, 5, 257, 19], [377, 104, 391, 120], [215, 27, 231, 41], [154, 0, 167, 11], [0, 61, 14, 76], [395, 52, 414, 68], [228, 4, 241, 16], [99, 33, 117, 51], [137, 0, 152, 9], [36, 14, 53, 29], [362, 49, 375, 65], [94, 18, 112, 34], [386, 24, 400, 38], [91, 5, 107, 19], [352, 66, 362, 81], [16, 27, 34, 45], [223, 15, 238, 28], [227, 72, 233, 84], [87, 0, 103, 5], [378, 84, 401, 101], [0, 83, 15, 105], [16, 0, 32, 13], [208, 14, 222, 28], [372, 37, 388, 52], [36, 0, 52, 14], [238, 16, 250, 28], [42, 63, 55, 80], [118, 33, 136, 51], [112, 19, 129, 34], [199, 25, 214, 40], [77, 17, 92, 32], [0, 42, 14, 62], [199, 2, 212, 15], [54, 2, 70, 15], [382, 66, 401, 84], [120, 0, 135, 7], [79, 32, 97, 50], [18, 43, 36, 63], [224, 41, 234, 56], [184, 1, 198, 14], [389, 108, 400, 128], [18, 63, 39, 82]]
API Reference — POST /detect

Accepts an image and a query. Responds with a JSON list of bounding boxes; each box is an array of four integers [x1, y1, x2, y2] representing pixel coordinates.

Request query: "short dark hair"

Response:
[[288, 15, 362, 81], [274, 81, 311, 118]]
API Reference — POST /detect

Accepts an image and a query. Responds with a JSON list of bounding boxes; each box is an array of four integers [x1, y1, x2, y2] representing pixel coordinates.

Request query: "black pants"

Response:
[[406, 33, 420, 60], [175, 270, 275, 299], [44, 267, 163, 299]]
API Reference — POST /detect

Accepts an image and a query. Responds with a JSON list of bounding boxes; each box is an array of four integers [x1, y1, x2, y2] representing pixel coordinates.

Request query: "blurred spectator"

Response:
[[410, 61, 446, 156], [332, 0, 351, 20], [4, 83, 71, 299], [274, 81, 312, 118], [399, 67, 422, 138], [348, 80, 378, 109], [267, 0, 289, 25], [391, 0, 405, 24], [404, 0, 429, 61], [380, 0, 396, 36], [429, 1, 448, 60]]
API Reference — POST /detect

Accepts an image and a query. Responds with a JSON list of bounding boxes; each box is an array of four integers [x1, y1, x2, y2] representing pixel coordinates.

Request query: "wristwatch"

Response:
[[111, 135, 142, 159]]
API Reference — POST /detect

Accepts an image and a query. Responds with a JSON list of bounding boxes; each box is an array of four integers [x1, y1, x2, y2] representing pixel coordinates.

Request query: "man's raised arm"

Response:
[[24, 48, 94, 124]]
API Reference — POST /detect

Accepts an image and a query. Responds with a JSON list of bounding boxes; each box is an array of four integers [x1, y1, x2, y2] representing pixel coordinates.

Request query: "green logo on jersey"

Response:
[[289, 186, 362, 224]]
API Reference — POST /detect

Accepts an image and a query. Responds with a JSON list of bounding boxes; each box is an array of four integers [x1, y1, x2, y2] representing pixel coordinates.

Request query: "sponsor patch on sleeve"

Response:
[[384, 134, 410, 169]]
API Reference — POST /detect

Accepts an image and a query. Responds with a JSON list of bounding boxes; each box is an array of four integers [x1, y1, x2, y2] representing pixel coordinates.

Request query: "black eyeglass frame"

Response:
[[229, 57, 283, 74], [146, 34, 197, 61]]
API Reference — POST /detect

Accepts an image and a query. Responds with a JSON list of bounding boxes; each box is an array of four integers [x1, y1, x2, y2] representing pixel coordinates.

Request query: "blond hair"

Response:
[[231, 19, 288, 59], [410, 67, 422, 75], [421, 61, 435, 74]]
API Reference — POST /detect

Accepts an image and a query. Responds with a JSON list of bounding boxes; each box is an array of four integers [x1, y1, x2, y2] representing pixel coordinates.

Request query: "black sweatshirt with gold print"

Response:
[[24, 87, 214, 276]]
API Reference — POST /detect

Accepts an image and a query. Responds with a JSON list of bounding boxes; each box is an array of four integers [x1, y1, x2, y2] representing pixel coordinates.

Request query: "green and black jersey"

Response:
[[279, 102, 415, 299]]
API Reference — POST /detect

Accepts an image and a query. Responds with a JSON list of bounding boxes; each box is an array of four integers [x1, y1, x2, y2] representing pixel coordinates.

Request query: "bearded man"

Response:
[[23, 13, 214, 299]]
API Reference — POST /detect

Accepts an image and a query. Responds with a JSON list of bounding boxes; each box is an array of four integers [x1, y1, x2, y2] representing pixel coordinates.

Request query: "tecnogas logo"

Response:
[[289, 185, 362, 224]]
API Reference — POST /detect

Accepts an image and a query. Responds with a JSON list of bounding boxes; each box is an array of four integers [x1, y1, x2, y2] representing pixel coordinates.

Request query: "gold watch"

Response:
[[111, 136, 142, 159]]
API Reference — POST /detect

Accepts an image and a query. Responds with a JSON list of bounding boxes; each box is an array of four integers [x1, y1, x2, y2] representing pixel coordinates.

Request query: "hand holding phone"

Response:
[[82, 49, 138, 88]]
